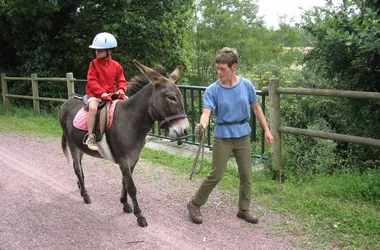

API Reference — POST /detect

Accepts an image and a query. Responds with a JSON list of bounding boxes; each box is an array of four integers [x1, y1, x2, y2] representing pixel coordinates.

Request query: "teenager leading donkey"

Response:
[[187, 47, 274, 224]]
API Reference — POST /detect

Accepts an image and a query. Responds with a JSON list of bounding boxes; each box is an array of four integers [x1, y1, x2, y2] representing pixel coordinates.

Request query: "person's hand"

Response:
[[194, 123, 206, 136], [117, 89, 125, 95], [117, 89, 127, 99], [265, 130, 274, 146], [101, 92, 109, 99], [101, 94, 113, 104]]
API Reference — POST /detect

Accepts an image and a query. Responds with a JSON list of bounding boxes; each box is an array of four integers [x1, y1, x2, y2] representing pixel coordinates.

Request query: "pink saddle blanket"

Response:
[[73, 100, 119, 131]]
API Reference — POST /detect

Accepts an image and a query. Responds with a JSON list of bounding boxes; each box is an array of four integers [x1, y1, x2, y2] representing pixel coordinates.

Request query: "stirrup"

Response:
[[83, 133, 99, 151], [82, 133, 93, 144]]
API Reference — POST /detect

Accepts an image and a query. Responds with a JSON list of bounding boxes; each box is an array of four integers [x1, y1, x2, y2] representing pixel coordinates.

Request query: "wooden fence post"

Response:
[[66, 72, 75, 98], [31, 73, 40, 115], [268, 78, 283, 181], [1, 73, 10, 114]]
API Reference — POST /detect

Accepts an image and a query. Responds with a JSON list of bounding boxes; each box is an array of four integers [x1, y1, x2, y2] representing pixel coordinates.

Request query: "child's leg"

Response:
[[87, 99, 99, 138], [85, 98, 100, 150]]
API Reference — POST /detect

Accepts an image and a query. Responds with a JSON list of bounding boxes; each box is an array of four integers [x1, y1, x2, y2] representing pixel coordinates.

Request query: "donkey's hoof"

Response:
[[83, 195, 92, 204], [137, 217, 148, 227], [123, 203, 133, 213]]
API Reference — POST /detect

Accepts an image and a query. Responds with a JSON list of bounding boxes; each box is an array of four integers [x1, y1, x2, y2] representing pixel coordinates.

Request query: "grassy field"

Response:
[[0, 106, 379, 249]]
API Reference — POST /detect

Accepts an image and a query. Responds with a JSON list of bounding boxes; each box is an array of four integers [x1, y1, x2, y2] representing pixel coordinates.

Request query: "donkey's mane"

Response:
[[127, 65, 167, 97]]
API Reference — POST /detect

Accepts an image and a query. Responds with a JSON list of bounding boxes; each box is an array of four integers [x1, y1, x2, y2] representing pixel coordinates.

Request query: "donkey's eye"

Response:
[[167, 95, 177, 102]]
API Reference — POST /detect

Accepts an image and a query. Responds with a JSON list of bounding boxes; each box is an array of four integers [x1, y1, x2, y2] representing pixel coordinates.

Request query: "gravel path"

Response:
[[0, 133, 298, 250]]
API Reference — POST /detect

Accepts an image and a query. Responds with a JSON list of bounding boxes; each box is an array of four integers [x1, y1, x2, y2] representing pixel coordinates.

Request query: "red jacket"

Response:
[[86, 57, 128, 98]]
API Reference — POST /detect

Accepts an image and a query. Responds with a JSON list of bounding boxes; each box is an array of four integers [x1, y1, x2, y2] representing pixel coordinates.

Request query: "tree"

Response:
[[0, 0, 194, 103], [0, 0, 194, 79], [189, 0, 310, 86], [300, 0, 380, 169], [118, 0, 194, 78], [190, 0, 268, 84]]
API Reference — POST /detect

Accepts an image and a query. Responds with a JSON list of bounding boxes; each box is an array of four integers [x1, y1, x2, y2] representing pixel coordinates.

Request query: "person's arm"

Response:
[[199, 108, 212, 129], [251, 102, 274, 146], [195, 108, 211, 136]]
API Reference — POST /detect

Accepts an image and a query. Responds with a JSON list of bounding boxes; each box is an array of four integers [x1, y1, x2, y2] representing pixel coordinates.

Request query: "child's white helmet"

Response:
[[89, 32, 117, 49]]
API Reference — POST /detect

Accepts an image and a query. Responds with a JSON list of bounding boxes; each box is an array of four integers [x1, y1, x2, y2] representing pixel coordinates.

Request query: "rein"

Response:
[[169, 133, 194, 142], [170, 131, 206, 180], [189, 131, 206, 180]]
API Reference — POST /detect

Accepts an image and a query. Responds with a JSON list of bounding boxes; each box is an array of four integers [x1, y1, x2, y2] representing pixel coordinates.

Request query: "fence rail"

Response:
[[276, 87, 380, 100], [268, 78, 380, 180]]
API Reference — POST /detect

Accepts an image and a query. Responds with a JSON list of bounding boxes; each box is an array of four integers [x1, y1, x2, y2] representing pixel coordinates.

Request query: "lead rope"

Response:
[[190, 130, 205, 180]]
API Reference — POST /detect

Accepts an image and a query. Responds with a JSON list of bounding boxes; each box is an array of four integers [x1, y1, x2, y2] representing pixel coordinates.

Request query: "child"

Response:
[[85, 32, 128, 151]]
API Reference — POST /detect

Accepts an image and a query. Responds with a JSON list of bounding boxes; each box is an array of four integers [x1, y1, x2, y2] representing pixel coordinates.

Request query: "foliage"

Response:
[[0, 0, 194, 112], [299, 0, 380, 171], [282, 120, 338, 179], [117, 0, 194, 80], [303, 1, 380, 92], [189, 0, 308, 85], [272, 63, 380, 176], [0, 0, 194, 82]]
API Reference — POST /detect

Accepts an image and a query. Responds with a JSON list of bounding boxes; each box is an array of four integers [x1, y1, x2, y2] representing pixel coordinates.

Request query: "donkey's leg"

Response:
[[69, 147, 91, 204], [120, 178, 133, 213], [120, 162, 147, 227], [120, 160, 138, 213]]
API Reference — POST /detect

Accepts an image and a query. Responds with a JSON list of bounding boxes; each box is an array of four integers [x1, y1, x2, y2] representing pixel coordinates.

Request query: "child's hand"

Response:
[[102, 94, 113, 104], [117, 89, 125, 95], [116, 89, 127, 100], [101, 93, 109, 99]]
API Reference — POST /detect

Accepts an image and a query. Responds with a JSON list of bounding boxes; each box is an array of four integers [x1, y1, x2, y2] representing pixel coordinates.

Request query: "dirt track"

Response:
[[0, 133, 298, 250]]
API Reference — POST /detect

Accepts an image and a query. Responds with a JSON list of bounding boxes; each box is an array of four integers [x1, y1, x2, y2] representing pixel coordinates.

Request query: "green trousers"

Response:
[[193, 135, 252, 210]]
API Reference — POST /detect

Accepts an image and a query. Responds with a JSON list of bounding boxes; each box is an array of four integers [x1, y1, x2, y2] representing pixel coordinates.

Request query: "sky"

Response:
[[257, 0, 337, 29]]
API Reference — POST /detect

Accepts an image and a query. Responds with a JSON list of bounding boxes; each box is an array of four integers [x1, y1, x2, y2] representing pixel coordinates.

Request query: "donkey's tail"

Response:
[[61, 134, 69, 163]]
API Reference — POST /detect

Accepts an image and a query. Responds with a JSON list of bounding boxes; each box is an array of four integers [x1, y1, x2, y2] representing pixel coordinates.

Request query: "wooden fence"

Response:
[[1, 73, 268, 154], [0, 73, 268, 155], [2, 73, 380, 180], [267, 78, 380, 181], [1, 73, 75, 115]]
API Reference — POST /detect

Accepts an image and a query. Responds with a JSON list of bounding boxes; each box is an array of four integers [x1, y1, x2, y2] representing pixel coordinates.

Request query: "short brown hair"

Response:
[[215, 47, 238, 68]]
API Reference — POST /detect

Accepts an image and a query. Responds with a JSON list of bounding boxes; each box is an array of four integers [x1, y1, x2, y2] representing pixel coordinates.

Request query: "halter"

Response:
[[148, 83, 187, 128]]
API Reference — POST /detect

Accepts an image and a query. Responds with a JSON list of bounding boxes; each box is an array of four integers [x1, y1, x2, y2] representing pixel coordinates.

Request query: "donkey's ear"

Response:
[[168, 65, 184, 83], [132, 59, 165, 83]]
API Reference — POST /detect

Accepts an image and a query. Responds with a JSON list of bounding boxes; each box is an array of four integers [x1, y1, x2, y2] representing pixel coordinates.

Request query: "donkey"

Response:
[[59, 60, 189, 227]]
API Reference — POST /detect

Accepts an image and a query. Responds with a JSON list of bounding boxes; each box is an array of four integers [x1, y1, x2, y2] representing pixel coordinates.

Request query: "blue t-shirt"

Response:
[[204, 77, 258, 138]]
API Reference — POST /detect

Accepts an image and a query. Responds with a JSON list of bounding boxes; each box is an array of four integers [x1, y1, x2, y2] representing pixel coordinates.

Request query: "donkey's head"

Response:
[[132, 59, 189, 139]]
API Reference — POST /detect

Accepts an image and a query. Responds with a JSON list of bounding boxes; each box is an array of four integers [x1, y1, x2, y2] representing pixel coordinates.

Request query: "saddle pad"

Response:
[[73, 100, 119, 131]]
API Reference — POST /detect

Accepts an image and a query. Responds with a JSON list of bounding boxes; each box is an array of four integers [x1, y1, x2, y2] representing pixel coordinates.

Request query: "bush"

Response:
[[283, 119, 338, 179]]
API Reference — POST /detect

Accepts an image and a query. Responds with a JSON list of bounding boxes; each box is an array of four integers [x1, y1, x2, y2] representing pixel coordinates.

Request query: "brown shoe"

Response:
[[237, 209, 259, 224], [187, 201, 203, 224]]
